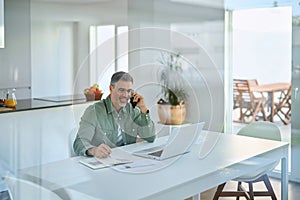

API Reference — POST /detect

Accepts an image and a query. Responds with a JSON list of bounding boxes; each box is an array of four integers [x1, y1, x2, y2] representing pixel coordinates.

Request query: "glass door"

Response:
[[291, 0, 300, 182], [225, 0, 300, 180]]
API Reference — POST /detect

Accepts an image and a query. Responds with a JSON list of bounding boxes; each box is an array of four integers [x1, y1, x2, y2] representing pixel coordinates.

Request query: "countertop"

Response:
[[0, 94, 95, 114]]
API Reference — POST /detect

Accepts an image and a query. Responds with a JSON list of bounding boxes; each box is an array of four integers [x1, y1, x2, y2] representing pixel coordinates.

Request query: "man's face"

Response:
[[110, 80, 133, 110]]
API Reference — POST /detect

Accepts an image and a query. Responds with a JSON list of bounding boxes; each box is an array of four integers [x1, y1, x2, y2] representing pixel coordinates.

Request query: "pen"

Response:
[[124, 163, 155, 169]]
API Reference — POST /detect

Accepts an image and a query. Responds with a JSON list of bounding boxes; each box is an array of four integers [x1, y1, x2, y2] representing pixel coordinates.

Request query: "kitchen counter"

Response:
[[0, 98, 93, 169], [0, 94, 94, 114]]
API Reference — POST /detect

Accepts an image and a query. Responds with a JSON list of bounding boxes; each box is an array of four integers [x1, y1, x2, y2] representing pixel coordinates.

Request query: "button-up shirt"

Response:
[[73, 95, 156, 156]]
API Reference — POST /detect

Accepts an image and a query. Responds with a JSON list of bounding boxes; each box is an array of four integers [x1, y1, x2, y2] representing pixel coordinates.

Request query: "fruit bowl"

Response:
[[85, 92, 103, 101], [84, 83, 103, 101]]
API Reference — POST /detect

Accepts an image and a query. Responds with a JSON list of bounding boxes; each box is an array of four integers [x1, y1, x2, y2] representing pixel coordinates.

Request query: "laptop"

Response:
[[133, 122, 205, 160]]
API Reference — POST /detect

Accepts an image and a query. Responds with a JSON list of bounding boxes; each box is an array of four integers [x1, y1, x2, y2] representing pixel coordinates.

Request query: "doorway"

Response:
[[225, 5, 293, 176]]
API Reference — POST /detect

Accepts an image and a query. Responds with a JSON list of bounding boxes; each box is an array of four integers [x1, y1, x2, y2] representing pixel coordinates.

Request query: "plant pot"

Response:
[[157, 102, 186, 125]]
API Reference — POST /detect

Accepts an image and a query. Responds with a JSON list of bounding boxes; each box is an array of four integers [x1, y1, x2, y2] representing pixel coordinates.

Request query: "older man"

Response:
[[73, 71, 155, 158]]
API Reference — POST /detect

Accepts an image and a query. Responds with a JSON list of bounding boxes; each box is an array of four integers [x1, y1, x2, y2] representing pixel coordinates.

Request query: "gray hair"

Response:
[[110, 71, 133, 86]]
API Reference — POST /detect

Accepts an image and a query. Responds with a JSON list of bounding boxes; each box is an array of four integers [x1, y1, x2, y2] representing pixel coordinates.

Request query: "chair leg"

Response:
[[263, 175, 277, 200], [261, 103, 267, 121], [237, 182, 251, 200], [236, 182, 242, 200], [248, 182, 254, 200], [213, 183, 226, 200], [251, 101, 262, 123]]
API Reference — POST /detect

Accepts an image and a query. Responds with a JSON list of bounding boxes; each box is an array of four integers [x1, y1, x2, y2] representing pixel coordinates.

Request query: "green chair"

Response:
[[213, 121, 281, 200]]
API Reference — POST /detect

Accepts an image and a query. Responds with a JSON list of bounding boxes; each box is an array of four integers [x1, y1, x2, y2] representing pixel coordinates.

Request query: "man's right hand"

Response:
[[87, 144, 112, 158]]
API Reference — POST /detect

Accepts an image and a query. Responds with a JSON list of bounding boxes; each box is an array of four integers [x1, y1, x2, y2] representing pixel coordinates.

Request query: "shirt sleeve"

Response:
[[132, 108, 156, 143], [73, 105, 98, 156]]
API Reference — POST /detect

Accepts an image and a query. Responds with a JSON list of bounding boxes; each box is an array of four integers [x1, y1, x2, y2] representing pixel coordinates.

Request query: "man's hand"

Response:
[[87, 144, 112, 158], [132, 92, 148, 114]]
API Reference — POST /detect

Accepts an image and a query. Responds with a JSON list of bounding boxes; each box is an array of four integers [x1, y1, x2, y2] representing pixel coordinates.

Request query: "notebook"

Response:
[[133, 122, 205, 160]]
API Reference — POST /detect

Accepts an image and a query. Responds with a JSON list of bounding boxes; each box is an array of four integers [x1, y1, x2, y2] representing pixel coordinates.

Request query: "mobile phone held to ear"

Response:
[[130, 96, 137, 108]]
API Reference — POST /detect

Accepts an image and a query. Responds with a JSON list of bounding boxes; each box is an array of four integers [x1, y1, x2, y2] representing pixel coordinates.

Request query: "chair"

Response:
[[274, 85, 291, 125], [69, 126, 78, 157], [213, 121, 281, 200], [233, 79, 267, 123], [3, 175, 63, 200], [3, 174, 99, 200]]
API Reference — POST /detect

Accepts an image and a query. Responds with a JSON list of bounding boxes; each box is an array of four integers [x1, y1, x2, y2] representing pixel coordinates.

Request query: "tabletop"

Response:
[[250, 82, 291, 93], [20, 131, 289, 200]]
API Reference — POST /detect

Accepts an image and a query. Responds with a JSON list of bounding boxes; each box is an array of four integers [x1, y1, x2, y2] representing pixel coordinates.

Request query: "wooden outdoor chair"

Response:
[[233, 79, 267, 123], [274, 85, 291, 125]]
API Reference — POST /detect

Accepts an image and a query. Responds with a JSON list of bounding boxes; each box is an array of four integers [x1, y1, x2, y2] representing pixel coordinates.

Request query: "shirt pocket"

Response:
[[122, 123, 138, 138], [101, 129, 117, 144]]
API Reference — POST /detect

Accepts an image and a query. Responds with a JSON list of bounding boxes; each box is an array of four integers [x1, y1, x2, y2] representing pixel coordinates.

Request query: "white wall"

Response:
[[0, 0, 31, 99], [31, 1, 128, 97], [31, 21, 74, 97]]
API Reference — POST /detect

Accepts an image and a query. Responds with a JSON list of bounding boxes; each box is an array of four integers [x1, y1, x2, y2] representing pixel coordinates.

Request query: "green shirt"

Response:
[[73, 95, 156, 156]]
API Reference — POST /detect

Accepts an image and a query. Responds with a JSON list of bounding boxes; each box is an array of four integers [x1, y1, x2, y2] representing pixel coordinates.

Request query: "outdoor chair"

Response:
[[274, 85, 291, 125], [233, 79, 267, 123]]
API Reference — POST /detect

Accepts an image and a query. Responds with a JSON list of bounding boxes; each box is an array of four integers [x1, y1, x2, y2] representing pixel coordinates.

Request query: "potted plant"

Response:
[[157, 52, 188, 125]]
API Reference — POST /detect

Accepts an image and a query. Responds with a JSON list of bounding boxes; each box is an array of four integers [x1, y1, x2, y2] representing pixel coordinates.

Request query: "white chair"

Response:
[[213, 121, 281, 200], [3, 175, 99, 200], [69, 126, 78, 157], [55, 188, 100, 200], [3, 175, 63, 200]]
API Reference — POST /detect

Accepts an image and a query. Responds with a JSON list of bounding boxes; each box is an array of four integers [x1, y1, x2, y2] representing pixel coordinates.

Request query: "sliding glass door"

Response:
[[225, 0, 300, 182], [291, 0, 300, 182]]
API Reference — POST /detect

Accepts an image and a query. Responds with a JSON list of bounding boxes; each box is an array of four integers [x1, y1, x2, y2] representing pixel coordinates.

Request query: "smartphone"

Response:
[[130, 91, 138, 108], [130, 96, 137, 108]]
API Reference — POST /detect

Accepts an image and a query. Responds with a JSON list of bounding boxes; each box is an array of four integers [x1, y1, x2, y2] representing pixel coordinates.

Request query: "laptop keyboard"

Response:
[[148, 150, 163, 157]]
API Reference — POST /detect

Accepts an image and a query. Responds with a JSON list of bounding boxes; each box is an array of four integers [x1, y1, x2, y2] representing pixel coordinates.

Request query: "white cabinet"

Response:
[[0, 103, 91, 172]]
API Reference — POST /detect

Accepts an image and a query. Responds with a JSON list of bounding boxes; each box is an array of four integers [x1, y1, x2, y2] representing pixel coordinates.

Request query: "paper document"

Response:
[[79, 148, 134, 170], [112, 159, 163, 173]]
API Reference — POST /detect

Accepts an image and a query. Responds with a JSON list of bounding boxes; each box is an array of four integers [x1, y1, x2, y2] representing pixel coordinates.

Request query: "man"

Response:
[[73, 71, 156, 158]]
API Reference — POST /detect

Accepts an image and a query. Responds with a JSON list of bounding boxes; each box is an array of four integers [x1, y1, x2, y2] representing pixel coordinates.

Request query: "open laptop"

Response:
[[133, 122, 205, 160]]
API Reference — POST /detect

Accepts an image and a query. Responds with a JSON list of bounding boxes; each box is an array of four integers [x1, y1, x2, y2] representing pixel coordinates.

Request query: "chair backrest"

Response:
[[237, 121, 281, 142], [69, 126, 78, 157], [3, 175, 63, 200], [233, 79, 254, 107], [236, 122, 281, 180]]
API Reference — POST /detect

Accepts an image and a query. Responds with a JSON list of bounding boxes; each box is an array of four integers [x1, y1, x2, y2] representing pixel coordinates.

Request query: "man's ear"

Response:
[[109, 85, 113, 92]]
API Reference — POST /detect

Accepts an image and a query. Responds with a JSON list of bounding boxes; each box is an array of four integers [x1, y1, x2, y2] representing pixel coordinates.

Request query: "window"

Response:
[[89, 25, 128, 95]]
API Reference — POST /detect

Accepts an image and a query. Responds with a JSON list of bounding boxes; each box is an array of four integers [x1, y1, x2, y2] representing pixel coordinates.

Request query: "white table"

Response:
[[20, 131, 289, 200]]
